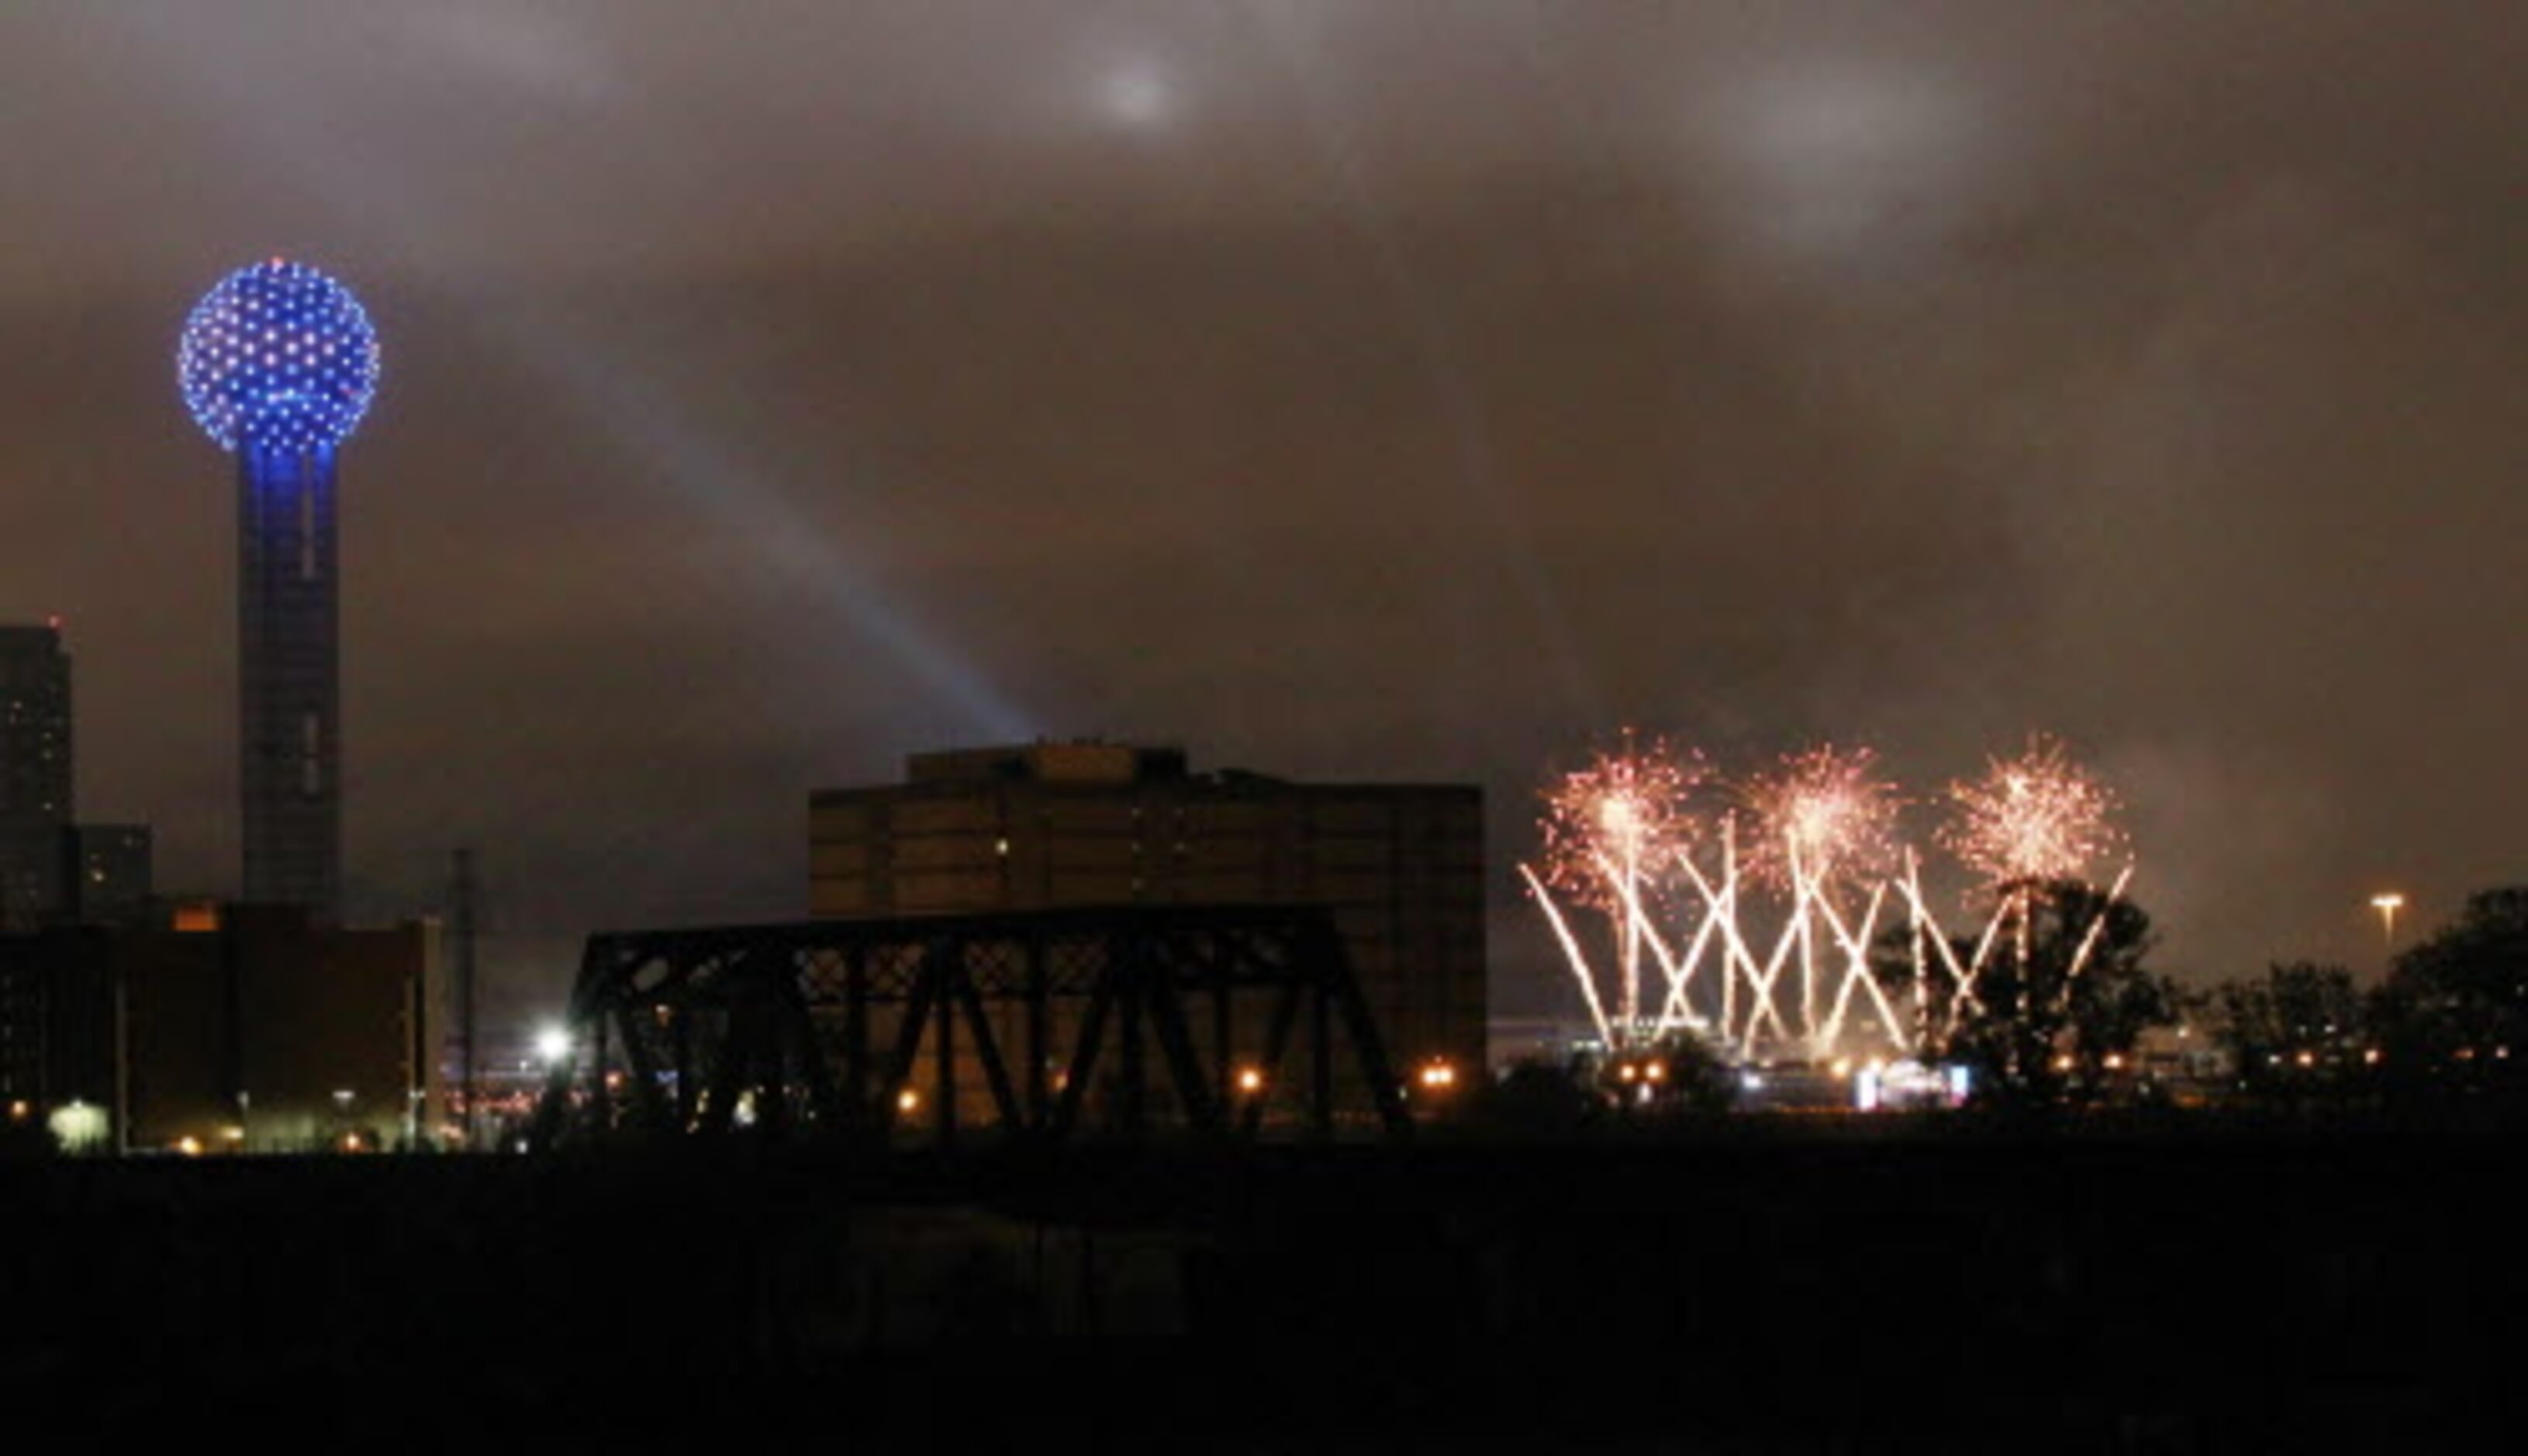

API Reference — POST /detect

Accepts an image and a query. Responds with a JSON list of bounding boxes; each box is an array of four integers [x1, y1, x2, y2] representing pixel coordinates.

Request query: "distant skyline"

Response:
[[2, 4, 2519, 1016]]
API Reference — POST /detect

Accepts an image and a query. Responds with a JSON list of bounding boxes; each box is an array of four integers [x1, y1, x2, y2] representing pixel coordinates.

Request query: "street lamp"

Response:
[[533, 1023, 574, 1067], [2370, 893, 2405, 956]]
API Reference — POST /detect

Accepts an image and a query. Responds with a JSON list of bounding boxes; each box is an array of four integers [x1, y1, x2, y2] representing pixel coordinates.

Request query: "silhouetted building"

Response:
[[810, 743, 1484, 1103], [0, 903, 440, 1152], [0, 624, 73, 931], [63, 823, 153, 923], [0, 624, 154, 933]]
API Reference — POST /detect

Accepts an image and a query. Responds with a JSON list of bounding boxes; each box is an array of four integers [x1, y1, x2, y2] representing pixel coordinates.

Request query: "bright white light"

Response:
[[533, 1024, 573, 1065], [50, 1100, 109, 1153]]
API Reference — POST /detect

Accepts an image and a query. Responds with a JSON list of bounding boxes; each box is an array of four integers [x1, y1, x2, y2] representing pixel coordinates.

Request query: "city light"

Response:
[[47, 1100, 108, 1154], [534, 1024, 574, 1065]]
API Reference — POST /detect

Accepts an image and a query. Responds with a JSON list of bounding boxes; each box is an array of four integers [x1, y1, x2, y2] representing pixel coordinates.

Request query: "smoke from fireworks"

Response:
[[1739, 744, 1903, 893], [1940, 735, 2124, 888]]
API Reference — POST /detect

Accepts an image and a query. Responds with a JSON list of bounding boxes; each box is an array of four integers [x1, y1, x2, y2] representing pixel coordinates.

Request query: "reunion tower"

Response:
[[177, 259, 382, 921]]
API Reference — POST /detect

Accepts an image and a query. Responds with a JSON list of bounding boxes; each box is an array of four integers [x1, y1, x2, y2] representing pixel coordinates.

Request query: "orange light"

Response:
[[896, 1088, 920, 1114], [1617, 1064, 1637, 1082], [177, 1137, 202, 1157], [1643, 1061, 1666, 1083], [1235, 1067, 1265, 1095]]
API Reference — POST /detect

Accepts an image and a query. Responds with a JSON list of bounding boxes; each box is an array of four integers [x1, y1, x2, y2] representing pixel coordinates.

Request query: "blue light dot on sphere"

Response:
[[176, 260, 381, 455]]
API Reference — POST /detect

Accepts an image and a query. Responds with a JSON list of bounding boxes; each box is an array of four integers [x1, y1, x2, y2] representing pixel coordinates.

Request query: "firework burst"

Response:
[[1537, 732, 1704, 907], [1940, 735, 2124, 888], [1739, 744, 1903, 894]]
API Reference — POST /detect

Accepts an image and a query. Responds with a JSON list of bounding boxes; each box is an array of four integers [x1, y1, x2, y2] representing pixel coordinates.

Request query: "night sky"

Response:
[[2, 5, 2519, 1021]]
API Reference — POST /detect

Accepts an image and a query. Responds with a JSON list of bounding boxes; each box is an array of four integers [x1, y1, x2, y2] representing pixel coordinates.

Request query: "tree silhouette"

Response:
[[2210, 961, 2370, 1106], [2372, 887, 2528, 1106], [1879, 878, 2175, 1109]]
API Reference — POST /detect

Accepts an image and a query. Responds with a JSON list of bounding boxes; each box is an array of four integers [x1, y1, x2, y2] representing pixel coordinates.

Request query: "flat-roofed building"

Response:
[[0, 904, 440, 1152], [810, 744, 1483, 1109]]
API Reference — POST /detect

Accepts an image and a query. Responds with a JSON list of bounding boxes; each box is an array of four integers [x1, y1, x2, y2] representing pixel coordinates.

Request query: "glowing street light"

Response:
[[2370, 893, 2405, 954], [533, 1023, 574, 1066]]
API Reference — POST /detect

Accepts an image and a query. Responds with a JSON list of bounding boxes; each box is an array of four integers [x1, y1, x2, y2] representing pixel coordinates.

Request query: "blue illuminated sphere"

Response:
[[177, 259, 381, 454]]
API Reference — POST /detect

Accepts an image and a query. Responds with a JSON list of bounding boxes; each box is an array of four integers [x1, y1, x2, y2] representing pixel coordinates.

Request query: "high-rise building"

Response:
[[810, 743, 1486, 1089], [0, 623, 154, 933], [0, 623, 71, 820], [64, 824, 154, 923], [177, 260, 382, 919], [0, 624, 73, 931]]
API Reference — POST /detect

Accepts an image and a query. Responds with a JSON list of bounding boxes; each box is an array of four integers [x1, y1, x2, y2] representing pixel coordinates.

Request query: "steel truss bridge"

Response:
[[528, 905, 1411, 1149]]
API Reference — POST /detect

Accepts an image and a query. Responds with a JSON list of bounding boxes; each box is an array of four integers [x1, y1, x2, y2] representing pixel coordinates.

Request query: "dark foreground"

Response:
[[3, 1127, 2517, 1448]]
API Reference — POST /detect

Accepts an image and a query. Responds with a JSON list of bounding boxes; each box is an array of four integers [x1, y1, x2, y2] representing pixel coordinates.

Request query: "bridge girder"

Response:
[[529, 905, 1410, 1149]]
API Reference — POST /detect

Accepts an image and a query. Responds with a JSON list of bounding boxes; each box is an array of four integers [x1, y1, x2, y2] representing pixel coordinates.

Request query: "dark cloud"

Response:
[[2, 3, 2519, 1016]]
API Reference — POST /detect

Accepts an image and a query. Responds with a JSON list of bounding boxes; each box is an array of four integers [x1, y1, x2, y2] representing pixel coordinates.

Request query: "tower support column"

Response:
[[237, 443, 340, 919]]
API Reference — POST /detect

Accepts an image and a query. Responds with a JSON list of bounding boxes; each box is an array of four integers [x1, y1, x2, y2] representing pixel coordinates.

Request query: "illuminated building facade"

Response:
[[810, 743, 1485, 1106], [178, 260, 382, 920]]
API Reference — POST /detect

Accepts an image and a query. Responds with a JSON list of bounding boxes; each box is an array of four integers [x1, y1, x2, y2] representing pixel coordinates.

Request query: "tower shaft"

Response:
[[237, 444, 340, 919]]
